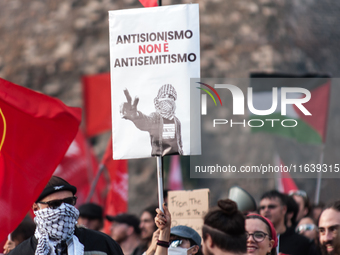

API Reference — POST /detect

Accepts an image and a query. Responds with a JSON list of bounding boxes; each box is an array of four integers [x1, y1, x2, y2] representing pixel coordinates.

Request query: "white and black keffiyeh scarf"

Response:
[[34, 203, 84, 255], [154, 98, 176, 120]]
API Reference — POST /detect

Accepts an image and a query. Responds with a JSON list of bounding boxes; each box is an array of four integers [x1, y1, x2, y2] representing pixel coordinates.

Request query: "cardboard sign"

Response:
[[109, 4, 201, 159], [168, 189, 209, 236]]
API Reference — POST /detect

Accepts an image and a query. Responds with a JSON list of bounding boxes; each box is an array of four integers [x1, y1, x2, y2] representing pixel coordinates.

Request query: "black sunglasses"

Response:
[[38, 197, 77, 209], [246, 231, 270, 243]]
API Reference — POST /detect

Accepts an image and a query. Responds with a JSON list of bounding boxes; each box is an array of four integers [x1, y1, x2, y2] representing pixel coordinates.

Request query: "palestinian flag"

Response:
[[249, 73, 331, 144]]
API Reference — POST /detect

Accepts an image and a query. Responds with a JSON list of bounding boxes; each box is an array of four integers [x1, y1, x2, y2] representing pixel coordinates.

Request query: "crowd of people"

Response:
[[4, 175, 340, 255]]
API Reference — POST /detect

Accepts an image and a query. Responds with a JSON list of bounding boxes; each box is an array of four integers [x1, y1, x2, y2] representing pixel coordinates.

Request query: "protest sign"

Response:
[[109, 4, 201, 159], [168, 189, 209, 236]]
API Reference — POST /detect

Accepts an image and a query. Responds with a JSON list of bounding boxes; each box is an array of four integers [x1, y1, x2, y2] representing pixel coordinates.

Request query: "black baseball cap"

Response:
[[36, 176, 77, 202], [79, 203, 103, 220], [106, 213, 141, 234]]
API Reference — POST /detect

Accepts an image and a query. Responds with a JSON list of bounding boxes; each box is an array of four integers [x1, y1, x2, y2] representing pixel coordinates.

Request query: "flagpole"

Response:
[[155, 0, 163, 213], [86, 164, 105, 203], [315, 77, 331, 204], [85, 138, 99, 202], [315, 145, 325, 204], [157, 156, 164, 212]]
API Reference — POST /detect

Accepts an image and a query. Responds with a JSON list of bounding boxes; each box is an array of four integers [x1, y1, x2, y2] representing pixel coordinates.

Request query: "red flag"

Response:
[[0, 78, 81, 242], [54, 130, 107, 207], [139, 0, 158, 7], [102, 139, 128, 235], [0, 238, 5, 253], [168, 155, 183, 190], [82, 73, 111, 137], [275, 155, 298, 194], [278, 171, 298, 194]]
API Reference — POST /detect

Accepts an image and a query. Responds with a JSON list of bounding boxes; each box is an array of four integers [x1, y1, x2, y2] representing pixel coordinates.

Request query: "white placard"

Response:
[[109, 4, 201, 159]]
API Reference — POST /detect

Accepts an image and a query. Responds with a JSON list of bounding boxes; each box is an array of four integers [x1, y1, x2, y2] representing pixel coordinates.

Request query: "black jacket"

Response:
[[9, 226, 123, 255], [279, 226, 318, 255]]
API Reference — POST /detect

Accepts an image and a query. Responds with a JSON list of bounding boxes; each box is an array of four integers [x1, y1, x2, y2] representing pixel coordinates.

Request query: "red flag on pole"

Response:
[[0, 78, 81, 243], [54, 130, 107, 207], [102, 139, 128, 235], [138, 0, 158, 7], [277, 171, 298, 194], [82, 73, 111, 137], [275, 155, 298, 194]]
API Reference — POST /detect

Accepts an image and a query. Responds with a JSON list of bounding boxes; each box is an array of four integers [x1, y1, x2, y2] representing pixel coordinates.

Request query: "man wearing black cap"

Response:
[[9, 176, 123, 255], [78, 203, 104, 231], [107, 214, 142, 255]]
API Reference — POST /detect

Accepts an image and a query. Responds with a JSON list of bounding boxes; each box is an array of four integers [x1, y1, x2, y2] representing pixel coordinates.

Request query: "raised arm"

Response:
[[154, 203, 171, 255], [120, 88, 139, 120]]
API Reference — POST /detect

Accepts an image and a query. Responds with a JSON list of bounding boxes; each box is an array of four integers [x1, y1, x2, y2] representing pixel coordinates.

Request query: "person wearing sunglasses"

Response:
[[168, 225, 201, 255], [153, 205, 201, 255], [9, 176, 123, 255], [245, 214, 278, 255], [296, 217, 319, 245], [154, 199, 247, 255]]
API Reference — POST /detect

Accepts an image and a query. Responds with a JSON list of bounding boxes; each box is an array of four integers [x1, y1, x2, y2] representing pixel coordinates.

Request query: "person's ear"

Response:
[[205, 234, 214, 249], [267, 239, 274, 253], [282, 205, 287, 215], [189, 245, 199, 255], [32, 203, 39, 211]]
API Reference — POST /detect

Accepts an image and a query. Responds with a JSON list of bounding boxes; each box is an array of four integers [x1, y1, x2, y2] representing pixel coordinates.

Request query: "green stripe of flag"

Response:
[[250, 113, 322, 144]]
